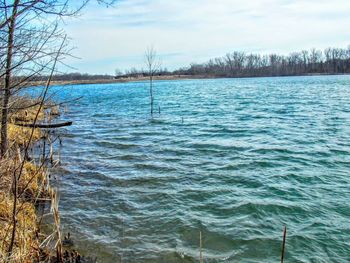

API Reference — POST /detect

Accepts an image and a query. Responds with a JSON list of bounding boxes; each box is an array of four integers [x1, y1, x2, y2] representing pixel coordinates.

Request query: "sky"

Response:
[[63, 0, 350, 74]]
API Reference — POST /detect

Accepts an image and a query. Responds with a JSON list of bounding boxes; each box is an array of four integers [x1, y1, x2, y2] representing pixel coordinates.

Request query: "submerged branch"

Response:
[[15, 121, 72, 129]]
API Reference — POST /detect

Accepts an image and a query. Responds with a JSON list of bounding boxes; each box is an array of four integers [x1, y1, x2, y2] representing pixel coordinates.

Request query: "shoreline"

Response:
[[30, 75, 214, 87], [0, 98, 88, 262], [27, 73, 350, 87]]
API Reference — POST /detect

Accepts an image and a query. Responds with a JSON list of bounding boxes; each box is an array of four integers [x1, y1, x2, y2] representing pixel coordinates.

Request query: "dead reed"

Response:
[[0, 96, 66, 262]]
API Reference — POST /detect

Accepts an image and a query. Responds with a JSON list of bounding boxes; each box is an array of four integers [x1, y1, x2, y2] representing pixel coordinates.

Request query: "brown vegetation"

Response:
[[0, 1, 115, 262], [0, 102, 56, 262]]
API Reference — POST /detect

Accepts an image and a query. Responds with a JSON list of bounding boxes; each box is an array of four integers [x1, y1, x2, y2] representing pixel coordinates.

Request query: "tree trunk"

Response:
[[1, 0, 19, 159], [15, 121, 73, 128], [150, 74, 153, 116]]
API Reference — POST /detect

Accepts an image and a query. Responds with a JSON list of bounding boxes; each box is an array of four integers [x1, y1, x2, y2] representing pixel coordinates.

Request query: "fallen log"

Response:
[[15, 121, 73, 128]]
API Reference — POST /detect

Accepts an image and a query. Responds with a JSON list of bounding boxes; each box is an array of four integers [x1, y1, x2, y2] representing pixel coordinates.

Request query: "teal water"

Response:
[[54, 76, 350, 262]]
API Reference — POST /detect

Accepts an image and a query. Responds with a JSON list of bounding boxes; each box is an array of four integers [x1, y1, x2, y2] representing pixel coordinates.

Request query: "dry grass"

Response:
[[0, 155, 50, 262], [20, 162, 48, 200], [0, 98, 59, 262], [0, 97, 44, 148], [0, 192, 40, 262], [10, 105, 45, 123], [8, 124, 41, 146]]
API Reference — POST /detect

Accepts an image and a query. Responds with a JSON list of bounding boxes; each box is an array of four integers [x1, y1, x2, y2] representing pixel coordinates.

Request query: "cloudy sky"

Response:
[[63, 0, 350, 74]]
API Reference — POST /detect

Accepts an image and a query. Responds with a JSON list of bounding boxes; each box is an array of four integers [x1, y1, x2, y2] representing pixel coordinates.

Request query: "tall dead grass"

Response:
[[0, 99, 63, 262]]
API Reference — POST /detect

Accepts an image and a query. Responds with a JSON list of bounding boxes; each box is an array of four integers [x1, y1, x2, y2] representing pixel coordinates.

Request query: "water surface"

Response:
[[53, 76, 350, 262]]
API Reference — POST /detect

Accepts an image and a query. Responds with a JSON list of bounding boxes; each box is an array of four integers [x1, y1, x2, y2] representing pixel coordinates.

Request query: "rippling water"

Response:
[[52, 76, 350, 262]]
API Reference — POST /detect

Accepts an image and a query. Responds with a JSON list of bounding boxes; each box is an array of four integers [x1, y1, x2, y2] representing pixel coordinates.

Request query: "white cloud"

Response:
[[63, 0, 350, 74]]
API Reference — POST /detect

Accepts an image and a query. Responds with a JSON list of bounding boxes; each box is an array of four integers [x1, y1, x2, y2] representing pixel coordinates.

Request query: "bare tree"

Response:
[[0, 0, 116, 158], [0, 1, 72, 158], [145, 46, 160, 116], [0, 1, 117, 261], [0, 0, 19, 157], [115, 68, 123, 78]]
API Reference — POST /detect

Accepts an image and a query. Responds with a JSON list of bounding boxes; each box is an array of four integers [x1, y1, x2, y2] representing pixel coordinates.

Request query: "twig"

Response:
[[281, 225, 287, 263], [200, 231, 203, 263], [6, 35, 67, 259]]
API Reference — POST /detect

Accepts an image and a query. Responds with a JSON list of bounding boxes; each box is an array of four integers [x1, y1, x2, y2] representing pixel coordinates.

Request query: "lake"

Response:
[[52, 75, 350, 262]]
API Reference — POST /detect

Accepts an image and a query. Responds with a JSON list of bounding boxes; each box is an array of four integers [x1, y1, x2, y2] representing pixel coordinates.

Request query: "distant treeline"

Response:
[[30, 73, 115, 81], [174, 46, 350, 77], [52, 73, 115, 81], [117, 45, 350, 79], [31, 45, 350, 81]]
